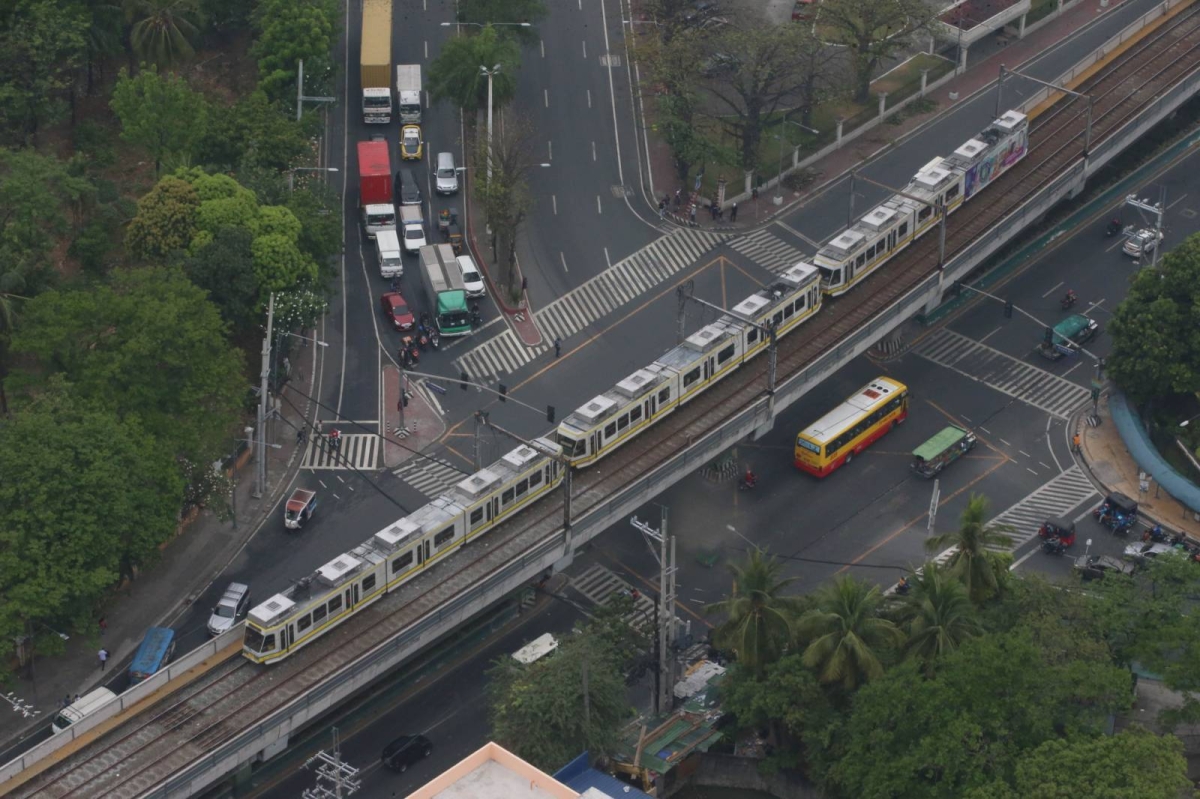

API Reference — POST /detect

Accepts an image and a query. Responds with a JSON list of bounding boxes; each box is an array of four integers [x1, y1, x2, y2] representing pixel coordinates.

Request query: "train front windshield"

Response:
[[244, 626, 274, 655]]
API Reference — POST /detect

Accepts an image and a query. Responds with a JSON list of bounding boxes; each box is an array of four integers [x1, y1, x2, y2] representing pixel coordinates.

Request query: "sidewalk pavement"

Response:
[[1078, 394, 1200, 543], [642, 0, 1137, 232], [0, 350, 320, 750], [382, 363, 448, 469]]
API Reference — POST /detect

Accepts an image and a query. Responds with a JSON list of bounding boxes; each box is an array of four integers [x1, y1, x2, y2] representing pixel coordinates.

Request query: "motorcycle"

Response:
[[1042, 536, 1069, 556], [1143, 524, 1169, 543], [738, 472, 759, 491], [1105, 218, 1121, 237], [429, 329, 441, 350], [328, 430, 342, 452], [416, 327, 430, 350], [1060, 291, 1078, 310], [470, 305, 482, 327]]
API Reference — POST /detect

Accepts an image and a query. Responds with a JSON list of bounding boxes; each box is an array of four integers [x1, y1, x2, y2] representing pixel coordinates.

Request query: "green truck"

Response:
[[417, 244, 472, 336], [912, 425, 977, 477], [1037, 313, 1099, 360]]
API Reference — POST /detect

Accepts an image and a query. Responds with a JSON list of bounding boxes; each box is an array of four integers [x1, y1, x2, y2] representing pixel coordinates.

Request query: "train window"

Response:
[[502, 488, 515, 506], [515, 478, 529, 497], [683, 368, 700, 388], [772, 311, 783, 327], [312, 605, 328, 624], [392, 550, 413, 573], [855, 253, 865, 269], [783, 304, 794, 320], [866, 243, 876, 260], [261, 633, 275, 652], [717, 344, 735, 364], [946, 184, 960, 201], [918, 206, 932, 222], [899, 222, 908, 238], [470, 508, 484, 526], [796, 295, 805, 310], [747, 328, 759, 344], [617, 414, 629, 432], [362, 574, 377, 592], [328, 595, 343, 614], [434, 527, 454, 548], [604, 422, 617, 438], [530, 470, 543, 487], [658, 388, 670, 404], [297, 614, 312, 633], [631, 406, 643, 423]]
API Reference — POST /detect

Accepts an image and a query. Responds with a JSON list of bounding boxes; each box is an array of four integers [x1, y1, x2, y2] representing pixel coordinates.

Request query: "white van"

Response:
[[400, 205, 426, 255], [435, 152, 458, 195], [376, 229, 403, 278], [512, 633, 558, 665], [52, 687, 117, 734], [456, 255, 486, 298]]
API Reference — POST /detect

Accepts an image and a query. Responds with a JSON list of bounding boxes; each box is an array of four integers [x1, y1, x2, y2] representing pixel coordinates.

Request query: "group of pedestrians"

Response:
[[658, 186, 738, 225]]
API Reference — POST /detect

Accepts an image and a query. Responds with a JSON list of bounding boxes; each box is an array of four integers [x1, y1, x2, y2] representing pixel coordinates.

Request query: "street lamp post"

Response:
[[479, 64, 502, 184], [288, 166, 339, 192], [775, 119, 818, 204], [440, 21, 532, 29]]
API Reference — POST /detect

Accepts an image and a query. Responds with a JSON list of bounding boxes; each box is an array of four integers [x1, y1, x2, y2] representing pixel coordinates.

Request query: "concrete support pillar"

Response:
[[792, 146, 800, 168], [1057, 0, 1063, 10], [1018, 12, 1027, 37], [959, 45, 969, 73], [919, 69, 929, 97], [836, 117, 845, 144], [929, 32, 936, 54], [878, 92, 888, 118], [743, 171, 752, 196]]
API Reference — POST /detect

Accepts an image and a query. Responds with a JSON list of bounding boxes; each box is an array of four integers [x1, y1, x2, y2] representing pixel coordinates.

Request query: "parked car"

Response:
[[699, 52, 739, 77], [400, 125, 423, 161], [207, 582, 251, 636], [1073, 554, 1135, 581], [1122, 227, 1163, 257], [1123, 541, 1177, 566], [381, 734, 432, 773], [396, 168, 422, 206], [380, 291, 415, 331]]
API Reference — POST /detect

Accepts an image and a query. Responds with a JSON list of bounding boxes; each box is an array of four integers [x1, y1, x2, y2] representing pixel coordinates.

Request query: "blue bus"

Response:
[[129, 627, 176, 684]]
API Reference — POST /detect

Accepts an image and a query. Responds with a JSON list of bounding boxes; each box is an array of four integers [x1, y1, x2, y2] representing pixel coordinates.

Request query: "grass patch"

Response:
[[873, 52, 953, 95]]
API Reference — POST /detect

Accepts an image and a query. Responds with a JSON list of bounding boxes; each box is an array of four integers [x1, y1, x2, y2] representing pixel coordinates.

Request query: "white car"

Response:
[[457, 255, 486, 298], [1122, 228, 1163, 258]]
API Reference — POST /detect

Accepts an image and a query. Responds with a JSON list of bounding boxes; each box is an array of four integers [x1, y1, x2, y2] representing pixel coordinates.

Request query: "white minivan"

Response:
[[456, 255, 486, 298], [376, 229, 403, 279], [52, 687, 118, 734], [435, 152, 459, 195]]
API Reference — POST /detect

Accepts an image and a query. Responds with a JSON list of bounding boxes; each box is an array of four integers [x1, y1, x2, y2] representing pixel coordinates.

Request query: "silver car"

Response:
[[1122, 228, 1162, 257], [207, 582, 251, 635]]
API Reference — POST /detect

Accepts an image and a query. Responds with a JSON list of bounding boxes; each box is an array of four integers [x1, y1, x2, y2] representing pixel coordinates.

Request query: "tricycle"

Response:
[[284, 488, 318, 530], [447, 222, 464, 254], [438, 207, 459, 239], [1094, 492, 1138, 535], [1038, 516, 1076, 555]]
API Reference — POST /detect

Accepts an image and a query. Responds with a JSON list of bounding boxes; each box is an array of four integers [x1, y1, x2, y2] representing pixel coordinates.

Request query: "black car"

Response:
[[396, 168, 421, 207], [381, 734, 432, 773], [1073, 554, 1135, 581]]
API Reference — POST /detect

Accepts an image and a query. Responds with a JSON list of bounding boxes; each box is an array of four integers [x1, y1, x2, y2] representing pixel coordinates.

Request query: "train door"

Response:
[[347, 583, 359, 609], [703, 355, 714, 381], [285, 623, 295, 651], [589, 431, 599, 456], [647, 396, 655, 419], [416, 539, 431, 565]]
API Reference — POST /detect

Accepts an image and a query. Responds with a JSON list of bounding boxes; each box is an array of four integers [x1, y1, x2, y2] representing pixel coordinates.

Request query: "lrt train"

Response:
[[243, 110, 1028, 664]]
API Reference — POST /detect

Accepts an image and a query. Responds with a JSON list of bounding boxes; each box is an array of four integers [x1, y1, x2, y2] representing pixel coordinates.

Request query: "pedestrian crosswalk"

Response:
[[570, 563, 658, 632], [391, 457, 470, 499], [302, 433, 381, 471], [454, 228, 728, 381], [913, 328, 1093, 420], [726, 227, 809, 274], [931, 465, 1099, 566]]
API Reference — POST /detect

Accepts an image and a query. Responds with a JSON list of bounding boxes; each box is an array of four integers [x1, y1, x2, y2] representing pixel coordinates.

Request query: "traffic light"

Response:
[[1044, 327, 1054, 345], [460, 371, 469, 390], [1004, 300, 1013, 318], [547, 405, 556, 424], [499, 383, 507, 402], [401, 390, 409, 408]]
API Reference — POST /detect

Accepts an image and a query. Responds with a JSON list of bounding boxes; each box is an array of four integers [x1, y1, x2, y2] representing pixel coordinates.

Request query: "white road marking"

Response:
[[587, 89, 591, 108], [544, 89, 549, 107], [552, 194, 557, 215], [592, 141, 597, 161], [1042, 280, 1063, 298], [979, 326, 1002, 343], [548, 140, 553, 161], [979, 426, 991, 434], [582, 40, 587, 58], [604, 246, 611, 267], [999, 438, 1011, 446], [596, 196, 602, 214], [1063, 362, 1082, 377], [1018, 449, 1031, 458], [560, 252, 569, 272], [540, 39, 545, 58]]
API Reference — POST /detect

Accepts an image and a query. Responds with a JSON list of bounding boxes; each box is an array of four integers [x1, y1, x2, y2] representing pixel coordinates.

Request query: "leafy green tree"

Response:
[[429, 25, 520, 109], [795, 575, 902, 691], [640, 30, 716, 185], [286, 181, 341, 268], [183, 225, 260, 334], [1107, 233, 1200, 406], [488, 630, 631, 772], [897, 563, 982, 667], [0, 378, 184, 657], [110, 66, 208, 174], [8, 266, 244, 467], [705, 548, 804, 676], [457, 0, 546, 42], [194, 91, 311, 172], [473, 117, 534, 302], [124, 0, 202, 69], [924, 493, 1012, 603], [961, 726, 1192, 799], [76, 0, 126, 94], [125, 175, 201, 260], [0, 148, 94, 275], [251, 0, 337, 101], [0, 0, 89, 142], [819, 0, 935, 102], [251, 233, 317, 293], [827, 630, 1133, 799]]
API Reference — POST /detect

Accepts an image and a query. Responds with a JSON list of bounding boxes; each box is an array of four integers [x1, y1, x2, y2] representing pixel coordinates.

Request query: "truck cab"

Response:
[[362, 204, 396, 239], [376, 230, 403, 277]]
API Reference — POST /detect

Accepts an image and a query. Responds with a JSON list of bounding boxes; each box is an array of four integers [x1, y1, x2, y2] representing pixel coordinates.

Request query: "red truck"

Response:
[[357, 140, 396, 239]]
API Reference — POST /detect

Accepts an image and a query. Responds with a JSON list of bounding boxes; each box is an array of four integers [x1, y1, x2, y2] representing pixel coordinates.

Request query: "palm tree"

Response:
[[80, 0, 126, 92], [705, 548, 804, 675], [925, 493, 1013, 603], [428, 25, 521, 110], [898, 564, 983, 667], [124, 0, 201, 70], [796, 575, 903, 690]]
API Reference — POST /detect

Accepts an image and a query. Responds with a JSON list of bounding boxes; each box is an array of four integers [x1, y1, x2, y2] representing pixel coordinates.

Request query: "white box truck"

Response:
[[376, 229, 403, 278], [52, 687, 118, 733], [395, 65, 422, 125]]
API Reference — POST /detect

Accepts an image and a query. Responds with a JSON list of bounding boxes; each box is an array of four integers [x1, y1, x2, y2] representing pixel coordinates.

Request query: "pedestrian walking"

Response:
[[554, 336, 562, 358], [689, 205, 697, 224], [710, 203, 718, 221], [730, 202, 738, 222], [98, 617, 106, 636], [297, 426, 307, 446], [673, 189, 681, 207], [1072, 433, 1081, 453], [521, 276, 528, 292], [658, 199, 665, 219], [62, 694, 72, 708], [98, 648, 109, 671]]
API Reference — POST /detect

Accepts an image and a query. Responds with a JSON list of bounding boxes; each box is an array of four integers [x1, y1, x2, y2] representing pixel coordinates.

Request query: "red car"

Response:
[[380, 292, 414, 331]]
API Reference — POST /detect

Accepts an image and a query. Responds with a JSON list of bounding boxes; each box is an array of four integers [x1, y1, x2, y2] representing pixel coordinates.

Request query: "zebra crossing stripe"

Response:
[[727, 227, 808, 274], [931, 465, 1099, 567], [571, 564, 656, 629], [913, 328, 1092, 420], [453, 228, 728, 381], [302, 434, 381, 471], [392, 457, 469, 498]]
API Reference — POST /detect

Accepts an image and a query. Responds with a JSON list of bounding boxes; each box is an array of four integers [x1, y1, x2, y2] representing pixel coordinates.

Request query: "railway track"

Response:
[[13, 7, 1200, 797]]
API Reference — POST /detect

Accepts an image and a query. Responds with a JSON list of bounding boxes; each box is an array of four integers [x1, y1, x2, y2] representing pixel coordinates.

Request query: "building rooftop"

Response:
[[407, 742, 578, 799]]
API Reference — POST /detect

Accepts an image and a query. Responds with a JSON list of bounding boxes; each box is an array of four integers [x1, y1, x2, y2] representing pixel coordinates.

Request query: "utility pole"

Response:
[[302, 728, 360, 799], [295, 59, 337, 122], [927, 479, 940, 535], [675, 282, 693, 345], [631, 508, 676, 714], [254, 293, 275, 499]]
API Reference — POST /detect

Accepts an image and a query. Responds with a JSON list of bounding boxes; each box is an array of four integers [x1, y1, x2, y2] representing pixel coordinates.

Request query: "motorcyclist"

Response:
[[329, 428, 342, 451], [896, 576, 910, 595], [1064, 288, 1077, 304], [743, 468, 758, 487]]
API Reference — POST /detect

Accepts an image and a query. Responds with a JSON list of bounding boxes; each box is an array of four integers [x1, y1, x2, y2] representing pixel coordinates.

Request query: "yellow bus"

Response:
[[794, 377, 909, 477]]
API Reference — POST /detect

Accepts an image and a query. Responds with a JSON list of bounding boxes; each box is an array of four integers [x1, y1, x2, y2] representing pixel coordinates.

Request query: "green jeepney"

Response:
[[1037, 313, 1099, 361], [912, 425, 977, 477]]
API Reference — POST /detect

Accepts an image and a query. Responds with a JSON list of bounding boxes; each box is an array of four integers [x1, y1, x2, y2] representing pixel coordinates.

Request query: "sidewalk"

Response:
[[382, 363, 447, 469], [0, 353, 319, 750], [641, 0, 1136, 231], [1078, 394, 1200, 542]]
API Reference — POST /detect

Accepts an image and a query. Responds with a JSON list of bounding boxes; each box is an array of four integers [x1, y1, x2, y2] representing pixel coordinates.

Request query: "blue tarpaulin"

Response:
[[1109, 391, 1200, 515]]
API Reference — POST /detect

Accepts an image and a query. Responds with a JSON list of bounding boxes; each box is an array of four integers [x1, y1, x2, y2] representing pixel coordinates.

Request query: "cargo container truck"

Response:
[[417, 244, 471, 336], [357, 140, 396, 239], [361, 0, 393, 123]]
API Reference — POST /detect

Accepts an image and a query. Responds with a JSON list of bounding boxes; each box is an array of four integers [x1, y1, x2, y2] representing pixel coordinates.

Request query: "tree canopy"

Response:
[[819, 0, 935, 102], [251, 0, 338, 101], [110, 66, 208, 174], [429, 25, 521, 110], [0, 0, 88, 143]]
